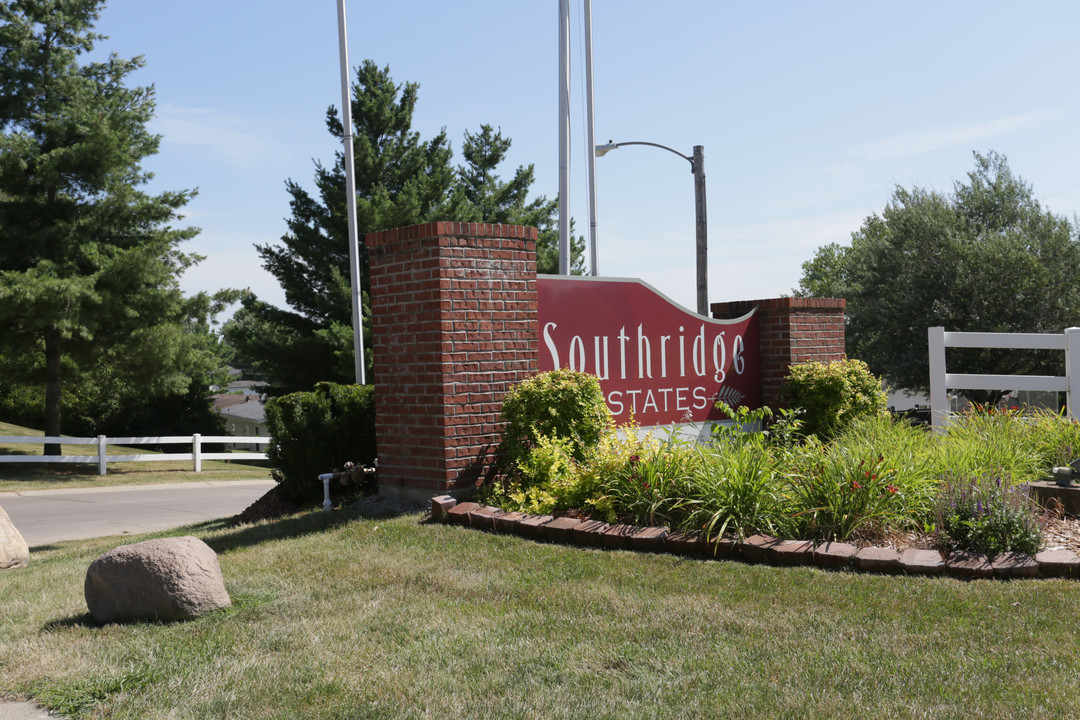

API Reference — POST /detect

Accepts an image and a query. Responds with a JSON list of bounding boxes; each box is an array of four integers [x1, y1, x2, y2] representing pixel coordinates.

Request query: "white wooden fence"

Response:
[[928, 326, 1080, 432], [0, 434, 269, 475]]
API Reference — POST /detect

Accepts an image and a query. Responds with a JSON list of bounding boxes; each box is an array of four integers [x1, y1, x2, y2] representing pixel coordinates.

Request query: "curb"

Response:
[[430, 497, 1076, 580]]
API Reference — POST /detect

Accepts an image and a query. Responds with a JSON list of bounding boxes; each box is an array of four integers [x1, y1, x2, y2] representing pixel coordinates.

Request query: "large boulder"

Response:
[[0, 504, 29, 570], [84, 536, 231, 623]]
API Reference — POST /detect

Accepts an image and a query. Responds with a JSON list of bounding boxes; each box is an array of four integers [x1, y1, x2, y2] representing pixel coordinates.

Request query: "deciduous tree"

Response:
[[798, 151, 1080, 401]]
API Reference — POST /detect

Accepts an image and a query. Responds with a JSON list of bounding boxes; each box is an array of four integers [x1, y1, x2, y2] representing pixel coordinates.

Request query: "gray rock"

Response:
[[84, 536, 231, 624], [0, 504, 29, 571]]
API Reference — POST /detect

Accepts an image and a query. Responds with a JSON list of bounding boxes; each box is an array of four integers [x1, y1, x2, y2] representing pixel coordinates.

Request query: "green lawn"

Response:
[[0, 421, 272, 492], [1, 508, 1078, 719]]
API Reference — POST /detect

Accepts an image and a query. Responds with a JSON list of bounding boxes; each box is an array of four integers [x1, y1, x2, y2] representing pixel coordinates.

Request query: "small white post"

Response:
[[1066, 327, 1080, 419], [319, 473, 334, 512], [97, 435, 107, 476], [193, 433, 202, 473], [928, 327, 948, 434]]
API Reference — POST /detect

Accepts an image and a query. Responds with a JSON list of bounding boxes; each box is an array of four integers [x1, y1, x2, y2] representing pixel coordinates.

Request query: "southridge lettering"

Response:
[[537, 276, 760, 426]]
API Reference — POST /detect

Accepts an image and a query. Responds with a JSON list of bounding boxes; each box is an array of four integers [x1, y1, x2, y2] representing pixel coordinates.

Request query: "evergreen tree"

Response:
[[226, 61, 581, 394], [0, 0, 213, 446]]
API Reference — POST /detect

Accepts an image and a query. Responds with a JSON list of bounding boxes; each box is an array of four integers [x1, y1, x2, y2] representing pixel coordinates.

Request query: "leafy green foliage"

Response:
[[0, 0, 216, 441], [935, 473, 1043, 555], [798, 151, 1080, 402], [488, 398, 1071, 553], [498, 369, 612, 471], [264, 383, 376, 504], [225, 63, 582, 395], [783, 359, 887, 440], [785, 450, 908, 542]]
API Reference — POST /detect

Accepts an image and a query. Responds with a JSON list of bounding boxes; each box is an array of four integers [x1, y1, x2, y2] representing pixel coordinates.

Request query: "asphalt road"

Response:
[[0, 479, 277, 548]]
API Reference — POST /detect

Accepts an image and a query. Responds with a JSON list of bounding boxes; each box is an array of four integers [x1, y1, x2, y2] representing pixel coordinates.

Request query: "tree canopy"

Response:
[[798, 151, 1080, 400], [0, 0, 225, 442], [224, 61, 582, 394]]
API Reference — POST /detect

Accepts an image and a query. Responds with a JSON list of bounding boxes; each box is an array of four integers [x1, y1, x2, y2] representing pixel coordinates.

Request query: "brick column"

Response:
[[366, 222, 539, 501], [711, 297, 846, 409]]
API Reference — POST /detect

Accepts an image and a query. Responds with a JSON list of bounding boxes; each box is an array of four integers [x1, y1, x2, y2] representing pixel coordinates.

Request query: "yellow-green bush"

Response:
[[783, 359, 887, 440]]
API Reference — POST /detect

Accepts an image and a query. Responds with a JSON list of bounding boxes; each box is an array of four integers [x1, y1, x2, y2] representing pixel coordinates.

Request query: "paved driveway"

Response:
[[0, 479, 276, 548]]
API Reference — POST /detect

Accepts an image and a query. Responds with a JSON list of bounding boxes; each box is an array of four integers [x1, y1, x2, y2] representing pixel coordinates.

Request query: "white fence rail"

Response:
[[928, 326, 1080, 432], [0, 434, 269, 475]]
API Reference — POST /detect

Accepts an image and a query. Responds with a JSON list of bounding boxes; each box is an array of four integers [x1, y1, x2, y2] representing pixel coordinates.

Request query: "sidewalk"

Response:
[[0, 479, 276, 548]]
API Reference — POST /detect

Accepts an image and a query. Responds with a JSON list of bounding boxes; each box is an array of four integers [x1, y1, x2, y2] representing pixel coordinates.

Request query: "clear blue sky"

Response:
[[91, 1, 1080, 319]]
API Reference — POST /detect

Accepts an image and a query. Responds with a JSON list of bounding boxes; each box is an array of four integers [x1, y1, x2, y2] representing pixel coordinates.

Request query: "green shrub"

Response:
[[264, 382, 376, 504], [783, 359, 887, 440], [497, 369, 612, 482], [935, 473, 1043, 555]]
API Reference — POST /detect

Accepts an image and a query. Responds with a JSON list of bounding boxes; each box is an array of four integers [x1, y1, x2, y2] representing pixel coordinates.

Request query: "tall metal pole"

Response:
[[692, 145, 708, 316], [595, 141, 709, 315], [336, 0, 366, 384], [584, 0, 599, 276], [557, 0, 571, 275]]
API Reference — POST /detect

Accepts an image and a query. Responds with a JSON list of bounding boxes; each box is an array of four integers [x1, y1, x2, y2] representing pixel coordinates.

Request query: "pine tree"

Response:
[[0, 0, 209, 447], [226, 61, 580, 394]]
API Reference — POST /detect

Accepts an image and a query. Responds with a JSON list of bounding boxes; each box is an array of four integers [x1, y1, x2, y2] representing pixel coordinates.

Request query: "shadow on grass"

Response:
[[0, 465, 100, 482], [43, 613, 98, 631], [197, 510, 362, 554]]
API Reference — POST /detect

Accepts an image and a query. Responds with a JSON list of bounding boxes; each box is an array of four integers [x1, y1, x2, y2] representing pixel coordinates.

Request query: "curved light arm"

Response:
[[595, 140, 694, 169]]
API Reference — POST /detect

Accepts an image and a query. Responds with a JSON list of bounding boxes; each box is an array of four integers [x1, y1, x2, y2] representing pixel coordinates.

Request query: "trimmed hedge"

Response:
[[264, 382, 376, 504]]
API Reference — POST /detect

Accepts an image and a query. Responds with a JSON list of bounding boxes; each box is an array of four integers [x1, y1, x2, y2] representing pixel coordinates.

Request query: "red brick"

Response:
[[540, 516, 582, 543], [664, 530, 704, 556], [814, 541, 857, 568], [1036, 549, 1080, 578], [572, 520, 610, 547], [446, 502, 480, 526], [493, 511, 526, 533], [430, 495, 457, 521], [601, 524, 638, 550], [853, 547, 900, 573], [991, 551, 1039, 579], [517, 514, 554, 539], [629, 526, 669, 553], [899, 548, 945, 575], [945, 551, 994, 579], [772, 539, 815, 566], [468, 505, 504, 532], [741, 534, 780, 564]]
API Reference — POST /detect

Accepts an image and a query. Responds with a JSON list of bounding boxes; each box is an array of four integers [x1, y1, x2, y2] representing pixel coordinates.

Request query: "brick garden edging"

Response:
[[430, 496, 1080, 580]]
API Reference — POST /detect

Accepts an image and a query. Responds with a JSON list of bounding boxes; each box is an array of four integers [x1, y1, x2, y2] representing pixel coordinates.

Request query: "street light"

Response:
[[595, 141, 708, 316]]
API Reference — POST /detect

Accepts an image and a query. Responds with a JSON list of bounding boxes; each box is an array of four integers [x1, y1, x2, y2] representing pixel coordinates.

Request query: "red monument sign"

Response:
[[538, 276, 760, 426]]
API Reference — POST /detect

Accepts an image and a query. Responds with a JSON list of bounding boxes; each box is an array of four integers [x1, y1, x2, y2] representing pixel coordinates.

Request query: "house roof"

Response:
[[212, 393, 249, 411], [219, 397, 266, 423]]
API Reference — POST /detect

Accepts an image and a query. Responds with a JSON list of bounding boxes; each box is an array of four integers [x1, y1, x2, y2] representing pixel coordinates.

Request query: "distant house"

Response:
[[217, 396, 267, 450]]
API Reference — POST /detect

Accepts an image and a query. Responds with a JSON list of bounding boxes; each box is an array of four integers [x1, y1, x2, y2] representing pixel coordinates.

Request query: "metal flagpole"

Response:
[[584, 0, 598, 276], [336, 0, 366, 384], [558, 0, 571, 275]]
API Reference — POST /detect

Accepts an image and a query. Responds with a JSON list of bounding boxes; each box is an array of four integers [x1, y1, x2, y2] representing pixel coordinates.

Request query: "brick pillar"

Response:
[[711, 297, 846, 409], [366, 222, 539, 501]]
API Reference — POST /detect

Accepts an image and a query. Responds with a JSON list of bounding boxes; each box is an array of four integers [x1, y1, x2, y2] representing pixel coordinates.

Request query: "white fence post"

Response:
[[928, 327, 947, 433], [1066, 327, 1080, 419], [193, 433, 202, 472], [97, 435, 107, 475]]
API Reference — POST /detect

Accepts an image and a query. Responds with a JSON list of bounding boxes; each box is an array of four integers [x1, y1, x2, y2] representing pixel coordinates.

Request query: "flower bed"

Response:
[[432, 497, 1080, 580]]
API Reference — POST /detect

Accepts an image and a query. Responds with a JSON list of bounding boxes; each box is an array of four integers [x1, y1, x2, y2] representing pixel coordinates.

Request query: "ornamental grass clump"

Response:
[[784, 449, 910, 543], [935, 472, 1043, 556]]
